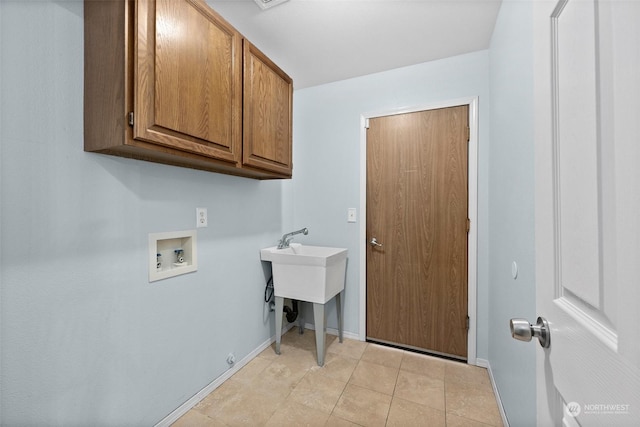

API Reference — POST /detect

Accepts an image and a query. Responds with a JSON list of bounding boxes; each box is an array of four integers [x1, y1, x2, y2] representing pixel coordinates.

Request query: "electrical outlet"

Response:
[[226, 353, 236, 365], [196, 207, 208, 228]]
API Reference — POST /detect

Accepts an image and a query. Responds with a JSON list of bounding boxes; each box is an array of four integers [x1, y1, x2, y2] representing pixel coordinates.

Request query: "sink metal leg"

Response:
[[313, 303, 326, 366], [336, 291, 344, 343], [275, 296, 284, 355], [298, 306, 305, 334]]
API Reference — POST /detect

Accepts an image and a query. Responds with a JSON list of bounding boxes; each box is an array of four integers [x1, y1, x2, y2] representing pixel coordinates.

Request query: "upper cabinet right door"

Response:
[[242, 40, 293, 177], [135, 0, 242, 165]]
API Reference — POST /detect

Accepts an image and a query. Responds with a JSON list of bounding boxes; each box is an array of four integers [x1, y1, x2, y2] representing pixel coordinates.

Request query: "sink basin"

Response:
[[261, 243, 348, 304]]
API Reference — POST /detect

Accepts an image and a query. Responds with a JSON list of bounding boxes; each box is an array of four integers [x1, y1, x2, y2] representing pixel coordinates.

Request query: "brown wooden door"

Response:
[[366, 105, 469, 359], [134, 0, 242, 164]]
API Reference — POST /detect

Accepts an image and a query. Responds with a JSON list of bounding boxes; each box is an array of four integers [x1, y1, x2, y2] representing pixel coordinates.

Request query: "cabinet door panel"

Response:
[[243, 41, 293, 176], [135, 0, 241, 163]]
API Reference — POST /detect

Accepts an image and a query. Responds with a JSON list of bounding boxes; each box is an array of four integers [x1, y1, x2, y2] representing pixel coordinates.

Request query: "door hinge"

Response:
[[466, 218, 471, 233], [128, 112, 134, 127], [466, 315, 470, 330], [466, 126, 470, 142], [364, 118, 370, 129]]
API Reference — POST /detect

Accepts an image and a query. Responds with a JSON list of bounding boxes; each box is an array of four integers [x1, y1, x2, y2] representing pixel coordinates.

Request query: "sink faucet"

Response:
[[278, 227, 308, 249]]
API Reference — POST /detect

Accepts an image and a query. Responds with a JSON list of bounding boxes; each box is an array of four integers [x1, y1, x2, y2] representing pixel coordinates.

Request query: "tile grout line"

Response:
[[384, 349, 407, 426], [328, 341, 368, 426], [443, 366, 449, 426]]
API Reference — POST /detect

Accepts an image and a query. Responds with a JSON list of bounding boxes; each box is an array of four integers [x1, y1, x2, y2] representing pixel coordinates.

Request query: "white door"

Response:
[[533, 0, 640, 425]]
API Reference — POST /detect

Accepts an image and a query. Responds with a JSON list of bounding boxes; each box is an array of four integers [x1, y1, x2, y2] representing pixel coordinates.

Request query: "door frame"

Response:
[[358, 97, 479, 364]]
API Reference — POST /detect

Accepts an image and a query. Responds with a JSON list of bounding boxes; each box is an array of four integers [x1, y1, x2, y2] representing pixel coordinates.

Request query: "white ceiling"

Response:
[[207, 0, 503, 89]]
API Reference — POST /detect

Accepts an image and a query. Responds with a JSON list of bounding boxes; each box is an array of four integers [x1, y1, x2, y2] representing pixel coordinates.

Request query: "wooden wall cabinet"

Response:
[[243, 41, 293, 177], [84, 0, 293, 179]]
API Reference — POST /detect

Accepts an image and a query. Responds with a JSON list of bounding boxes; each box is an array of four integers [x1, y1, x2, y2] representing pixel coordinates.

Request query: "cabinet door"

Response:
[[243, 40, 293, 176], [134, 0, 242, 164]]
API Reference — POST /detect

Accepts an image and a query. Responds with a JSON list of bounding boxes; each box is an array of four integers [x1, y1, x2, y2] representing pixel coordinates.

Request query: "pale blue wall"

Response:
[[291, 51, 491, 360], [0, 1, 289, 424], [488, 0, 537, 425]]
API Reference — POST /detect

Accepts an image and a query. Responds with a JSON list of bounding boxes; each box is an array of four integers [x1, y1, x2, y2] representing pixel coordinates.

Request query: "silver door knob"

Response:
[[510, 316, 550, 348], [370, 238, 383, 247]]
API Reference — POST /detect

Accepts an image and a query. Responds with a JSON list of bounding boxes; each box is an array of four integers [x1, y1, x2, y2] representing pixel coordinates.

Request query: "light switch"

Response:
[[348, 208, 357, 223]]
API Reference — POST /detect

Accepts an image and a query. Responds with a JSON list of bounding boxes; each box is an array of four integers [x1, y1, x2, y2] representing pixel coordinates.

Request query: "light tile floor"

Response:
[[173, 328, 503, 427]]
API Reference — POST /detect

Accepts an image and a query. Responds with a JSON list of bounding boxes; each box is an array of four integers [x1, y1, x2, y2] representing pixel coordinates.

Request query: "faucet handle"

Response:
[[277, 237, 293, 249]]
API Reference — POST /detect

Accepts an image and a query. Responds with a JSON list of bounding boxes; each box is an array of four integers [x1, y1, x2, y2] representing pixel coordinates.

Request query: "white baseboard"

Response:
[[476, 358, 509, 427], [154, 323, 295, 427], [302, 322, 361, 341], [475, 358, 489, 369]]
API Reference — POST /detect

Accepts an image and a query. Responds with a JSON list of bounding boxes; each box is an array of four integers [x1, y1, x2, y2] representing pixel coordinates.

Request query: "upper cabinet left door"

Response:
[[134, 0, 242, 163]]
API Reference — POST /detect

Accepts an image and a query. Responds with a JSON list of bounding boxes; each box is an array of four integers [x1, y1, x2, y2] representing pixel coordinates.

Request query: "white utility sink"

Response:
[[261, 243, 348, 366], [260, 243, 348, 304]]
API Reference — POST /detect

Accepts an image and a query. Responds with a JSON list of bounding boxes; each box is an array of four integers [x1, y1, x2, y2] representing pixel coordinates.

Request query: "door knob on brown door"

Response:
[[510, 316, 550, 348], [369, 238, 383, 247]]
